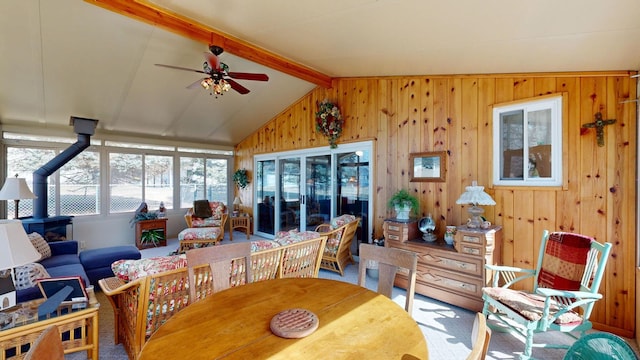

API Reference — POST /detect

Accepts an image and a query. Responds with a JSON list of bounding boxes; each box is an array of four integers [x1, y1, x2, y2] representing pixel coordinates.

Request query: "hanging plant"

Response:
[[233, 168, 249, 189], [315, 99, 344, 149]]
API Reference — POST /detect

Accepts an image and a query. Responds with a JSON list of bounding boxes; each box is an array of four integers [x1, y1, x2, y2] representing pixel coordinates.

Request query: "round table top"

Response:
[[139, 277, 428, 360]]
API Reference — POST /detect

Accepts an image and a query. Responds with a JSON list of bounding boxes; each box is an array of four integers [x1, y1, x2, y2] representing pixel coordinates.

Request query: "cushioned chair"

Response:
[[186, 242, 252, 302], [25, 326, 64, 360], [563, 332, 638, 360], [482, 230, 612, 360], [358, 243, 417, 313], [180, 200, 228, 252], [315, 215, 360, 276], [467, 313, 492, 360]]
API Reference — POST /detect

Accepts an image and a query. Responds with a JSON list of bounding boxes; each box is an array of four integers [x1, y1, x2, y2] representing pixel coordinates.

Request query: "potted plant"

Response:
[[387, 189, 419, 220], [233, 168, 249, 189]]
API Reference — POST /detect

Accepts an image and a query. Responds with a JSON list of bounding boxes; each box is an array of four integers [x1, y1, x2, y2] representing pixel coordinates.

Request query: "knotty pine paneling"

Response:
[[234, 71, 637, 337]]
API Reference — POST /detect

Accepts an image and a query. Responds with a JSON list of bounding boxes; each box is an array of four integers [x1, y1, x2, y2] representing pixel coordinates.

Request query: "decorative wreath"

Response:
[[315, 99, 344, 149]]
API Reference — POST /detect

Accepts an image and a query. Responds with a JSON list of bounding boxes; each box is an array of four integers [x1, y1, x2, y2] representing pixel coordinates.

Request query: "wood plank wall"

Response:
[[235, 71, 637, 337]]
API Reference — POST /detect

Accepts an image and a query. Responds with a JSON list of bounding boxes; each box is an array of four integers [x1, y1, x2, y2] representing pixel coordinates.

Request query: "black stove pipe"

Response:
[[32, 117, 98, 219]]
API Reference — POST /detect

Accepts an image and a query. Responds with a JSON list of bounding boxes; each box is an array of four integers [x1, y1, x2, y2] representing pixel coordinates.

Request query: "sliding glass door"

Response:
[[254, 141, 372, 253]]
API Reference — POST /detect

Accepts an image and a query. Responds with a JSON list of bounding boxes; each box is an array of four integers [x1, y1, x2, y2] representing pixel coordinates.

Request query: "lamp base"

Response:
[[466, 205, 484, 228]]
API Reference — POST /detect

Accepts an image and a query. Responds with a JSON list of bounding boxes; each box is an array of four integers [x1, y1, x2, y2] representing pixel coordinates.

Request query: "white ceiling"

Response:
[[1, 0, 639, 147]]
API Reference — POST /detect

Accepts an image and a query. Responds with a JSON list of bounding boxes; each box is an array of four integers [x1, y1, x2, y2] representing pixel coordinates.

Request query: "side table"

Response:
[[0, 290, 100, 359], [229, 215, 252, 240]]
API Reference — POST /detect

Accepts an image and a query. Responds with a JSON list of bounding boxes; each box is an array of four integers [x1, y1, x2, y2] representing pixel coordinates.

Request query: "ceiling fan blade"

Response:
[[186, 78, 206, 89], [155, 63, 207, 74], [204, 52, 220, 71], [228, 72, 269, 81], [226, 79, 250, 95]]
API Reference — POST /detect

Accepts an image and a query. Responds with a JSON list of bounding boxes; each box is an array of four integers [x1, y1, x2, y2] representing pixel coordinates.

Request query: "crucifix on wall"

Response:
[[581, 112, 616, 147]]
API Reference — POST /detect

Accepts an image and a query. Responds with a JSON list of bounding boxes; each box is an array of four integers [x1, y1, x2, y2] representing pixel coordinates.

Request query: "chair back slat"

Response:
[[186, 242, 252, 302], [358, 243, 418, 313]]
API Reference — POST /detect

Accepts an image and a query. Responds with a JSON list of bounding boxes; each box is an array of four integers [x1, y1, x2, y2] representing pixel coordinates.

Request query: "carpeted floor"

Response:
[[64, 233, 639, 360]]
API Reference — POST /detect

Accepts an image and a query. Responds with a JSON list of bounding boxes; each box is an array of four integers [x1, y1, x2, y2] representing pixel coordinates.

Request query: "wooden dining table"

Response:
[[138, 277, 428, 359]]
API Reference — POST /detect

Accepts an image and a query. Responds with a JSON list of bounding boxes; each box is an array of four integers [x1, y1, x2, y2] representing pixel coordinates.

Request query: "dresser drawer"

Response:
[[457, 243, 483, 257], [418, 251, 482, 277], [383, 220, 418, 243], [416, 266, 483, 299]]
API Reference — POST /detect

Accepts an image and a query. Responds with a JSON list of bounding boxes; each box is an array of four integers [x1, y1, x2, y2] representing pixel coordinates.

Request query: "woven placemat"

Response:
[[270, 308, 319, 338]]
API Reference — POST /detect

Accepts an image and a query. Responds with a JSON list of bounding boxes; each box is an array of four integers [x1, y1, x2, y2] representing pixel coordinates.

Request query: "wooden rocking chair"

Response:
[[315, 215, 360, 276], [482, 230, 612, 360]]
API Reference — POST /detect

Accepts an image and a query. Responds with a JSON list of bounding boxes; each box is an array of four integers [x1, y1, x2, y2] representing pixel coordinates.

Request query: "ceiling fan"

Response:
[[155, 45, 269, 96]]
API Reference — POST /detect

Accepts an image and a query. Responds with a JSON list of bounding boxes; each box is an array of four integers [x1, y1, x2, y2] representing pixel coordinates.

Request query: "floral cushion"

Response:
[[251, 240, 280, 252], [275, 230, 321, 246], [191, 217, 223, 228], [329, 214, 357, 229], [482, 287, 583, 325], [28, 232, 51, 260], [190, 201, 226, 227], [111, 255, 187, 282], [178, 227, 221, 241]]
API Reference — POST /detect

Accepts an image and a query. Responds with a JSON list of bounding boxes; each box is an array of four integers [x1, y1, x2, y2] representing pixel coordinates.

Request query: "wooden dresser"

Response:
[[384, 222, 502, 312]]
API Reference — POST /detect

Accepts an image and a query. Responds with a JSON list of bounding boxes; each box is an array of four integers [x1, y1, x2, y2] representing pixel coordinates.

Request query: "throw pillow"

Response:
[[13, 263, 50, 290], [28, 232, 51, 260], [193, 200, 212, 218]]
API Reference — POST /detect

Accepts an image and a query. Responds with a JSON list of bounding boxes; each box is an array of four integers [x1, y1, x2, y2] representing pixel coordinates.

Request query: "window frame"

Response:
[[2, 131, 233, 218], [492, 94, 565, 187]]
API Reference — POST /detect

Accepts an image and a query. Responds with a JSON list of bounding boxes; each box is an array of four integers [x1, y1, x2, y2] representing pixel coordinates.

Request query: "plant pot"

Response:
[[394, 205, 411, 220]]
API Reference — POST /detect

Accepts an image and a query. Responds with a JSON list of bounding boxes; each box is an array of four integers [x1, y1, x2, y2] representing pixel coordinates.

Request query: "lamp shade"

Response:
[[455, 181, 496, 206], [0, 176, 37, 201], [233, 196, 242, 205], [0, 220, 41, 270]]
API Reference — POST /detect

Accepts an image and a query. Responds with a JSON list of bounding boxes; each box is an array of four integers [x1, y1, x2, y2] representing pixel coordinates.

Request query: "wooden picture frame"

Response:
[[409, 151, 446, 182]]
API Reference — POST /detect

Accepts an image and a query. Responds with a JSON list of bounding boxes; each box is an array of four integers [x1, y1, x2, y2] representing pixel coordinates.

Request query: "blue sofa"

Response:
[[17, 240, 87, 302], [16, 241, 141, 302]]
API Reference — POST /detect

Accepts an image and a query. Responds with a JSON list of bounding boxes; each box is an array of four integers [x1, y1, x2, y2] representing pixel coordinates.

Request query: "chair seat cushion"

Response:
[[111, 255, 187, 282], [482, 287, 583, 325], [178, 227, 221, 241], [191, 218, 223, 228]]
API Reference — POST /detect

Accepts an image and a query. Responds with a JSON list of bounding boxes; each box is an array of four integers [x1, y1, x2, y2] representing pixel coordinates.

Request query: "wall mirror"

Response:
[[409, 151, 446, 182]]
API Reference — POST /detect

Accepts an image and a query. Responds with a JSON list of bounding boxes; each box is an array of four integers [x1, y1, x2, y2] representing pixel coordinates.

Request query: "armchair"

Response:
[[481, 230, 612, 360], [315, 215, 360, 276], [180, 201, 228, 252]]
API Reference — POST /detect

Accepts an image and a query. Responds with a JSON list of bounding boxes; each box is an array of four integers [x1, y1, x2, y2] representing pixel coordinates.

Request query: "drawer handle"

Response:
[[388, 234, 399, 240], [388, 225, 400, 231]]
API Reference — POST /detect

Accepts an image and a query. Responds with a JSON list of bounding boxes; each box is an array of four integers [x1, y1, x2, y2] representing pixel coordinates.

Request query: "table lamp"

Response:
[[0, 220, 41, 310], [456, 181, 496, 228], [233, 196, 242, 216], [0, 175, 37, 219]]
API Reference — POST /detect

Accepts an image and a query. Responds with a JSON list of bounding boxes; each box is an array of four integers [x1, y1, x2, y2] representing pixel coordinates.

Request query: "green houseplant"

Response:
[[387, 189, 419, 220], [233, 168, 249, 189]]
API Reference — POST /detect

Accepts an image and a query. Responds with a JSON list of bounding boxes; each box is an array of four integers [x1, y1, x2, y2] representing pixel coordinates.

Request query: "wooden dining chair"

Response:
[[25, 326, 64, 360], [358, 243, 418, 313], [186, 242, 252, 302], [467, 312, 491, 360]]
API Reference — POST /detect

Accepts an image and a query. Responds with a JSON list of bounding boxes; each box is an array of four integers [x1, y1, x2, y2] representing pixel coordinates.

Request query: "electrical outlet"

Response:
[[80, 241, 86, 250]]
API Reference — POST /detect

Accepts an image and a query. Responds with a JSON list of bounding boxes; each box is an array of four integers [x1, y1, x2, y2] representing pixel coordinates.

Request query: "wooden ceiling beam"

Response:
[[84, 0, 333, 88]]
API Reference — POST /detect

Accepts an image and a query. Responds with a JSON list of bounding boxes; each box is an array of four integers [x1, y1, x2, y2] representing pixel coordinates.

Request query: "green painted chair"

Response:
[[563, 332, 638, 360], [481, 230, 612, 360]]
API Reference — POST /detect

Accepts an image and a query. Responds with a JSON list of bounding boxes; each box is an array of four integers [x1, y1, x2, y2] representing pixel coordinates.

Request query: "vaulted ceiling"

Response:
[[1, 0, 639, 147]]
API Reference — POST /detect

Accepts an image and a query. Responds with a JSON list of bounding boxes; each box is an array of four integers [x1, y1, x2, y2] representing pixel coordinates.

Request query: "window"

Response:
[[493, 95, 563, 186], [109, 153, 142, 213], [60, 151, 100, 215], [179, 157, 228, 208], [3, 131, 231, 218]]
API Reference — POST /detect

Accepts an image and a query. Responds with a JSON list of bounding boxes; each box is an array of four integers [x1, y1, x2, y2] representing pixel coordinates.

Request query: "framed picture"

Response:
[[409, 151, 446, 182], [37, 276, 88, 303]]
